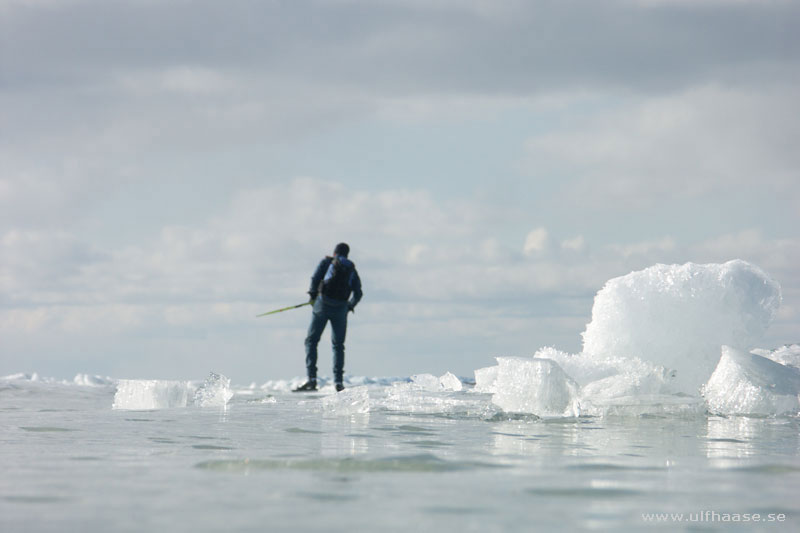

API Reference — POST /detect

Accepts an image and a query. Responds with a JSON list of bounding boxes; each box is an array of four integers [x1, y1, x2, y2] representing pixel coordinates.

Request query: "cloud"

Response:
[[561, 236, 585, 252], [523, 227, 549, 256], [5, 177, 797, 334], [689, 230, 800, 285], [3, 177, 799, 379], [4, 1, 798, 152], [0, 178, 577, 333], [5, 1, 800, 100], [112, 66, 243, 96], [4, 0, 799, 235], [525, 84, 800, 210], [0, 230, 107, 301], [687, 229, 800, 345], [0, 177, 581, 377], [610, 237, 677, 259], [3, 1, 799, 379]]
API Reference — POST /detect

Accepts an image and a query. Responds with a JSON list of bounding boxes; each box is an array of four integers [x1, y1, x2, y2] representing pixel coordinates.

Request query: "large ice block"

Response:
[[581, 261, 781, 394]]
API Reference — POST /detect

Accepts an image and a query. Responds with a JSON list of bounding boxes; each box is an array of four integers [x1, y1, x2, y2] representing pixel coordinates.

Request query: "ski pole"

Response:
[[256, 302, 311, 317]]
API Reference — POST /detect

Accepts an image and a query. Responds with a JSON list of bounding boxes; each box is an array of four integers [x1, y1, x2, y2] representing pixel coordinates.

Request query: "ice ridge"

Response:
[[477, 261, 794, 417], [112, 372, 233, 410]]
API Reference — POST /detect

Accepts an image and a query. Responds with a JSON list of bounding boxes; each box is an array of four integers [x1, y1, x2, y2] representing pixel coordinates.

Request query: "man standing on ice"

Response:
[[294, 243, 363, 393]]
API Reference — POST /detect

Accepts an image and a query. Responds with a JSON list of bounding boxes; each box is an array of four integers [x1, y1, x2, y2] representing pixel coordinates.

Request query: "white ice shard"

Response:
[[439, 372, 463, 392], [321, 386, 370, 415], [112, 372, 233, 410], [533, 346, 625, 386], [752, 344, 800, 369], [410, 374, 442, 391], [72, 374, 115, 387], [113, 380, 194, 410], [580, 367, 671, 401], [1, 372, 40, 381], [491, 357, 580, 417], [194, 372, 234, 407], [473, 365, 498, 393], [380, 378, 488, 416], [577, 363, 703, 416], [408, 372, 463, 392], [702, 346, 800, 416]]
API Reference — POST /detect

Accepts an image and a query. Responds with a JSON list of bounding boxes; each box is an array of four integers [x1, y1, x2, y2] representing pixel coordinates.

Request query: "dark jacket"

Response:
[[308, 254, 363, 309]]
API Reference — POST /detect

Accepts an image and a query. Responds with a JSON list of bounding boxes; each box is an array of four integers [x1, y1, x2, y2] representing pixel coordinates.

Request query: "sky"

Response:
[[2, 0, 799, 383]]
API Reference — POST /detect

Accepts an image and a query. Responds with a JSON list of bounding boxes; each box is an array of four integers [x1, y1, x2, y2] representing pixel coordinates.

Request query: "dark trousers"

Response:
[[304, 298, 348, 383]]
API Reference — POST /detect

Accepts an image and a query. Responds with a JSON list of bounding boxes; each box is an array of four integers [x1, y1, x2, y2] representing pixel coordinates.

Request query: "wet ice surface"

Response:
[[2, 379, 799, 533], [4, 260, 798, 531]]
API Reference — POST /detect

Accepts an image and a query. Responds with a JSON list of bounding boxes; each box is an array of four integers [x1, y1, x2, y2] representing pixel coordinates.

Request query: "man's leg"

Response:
[[304, 310, 328, 381], [329, 305, 348, 385]]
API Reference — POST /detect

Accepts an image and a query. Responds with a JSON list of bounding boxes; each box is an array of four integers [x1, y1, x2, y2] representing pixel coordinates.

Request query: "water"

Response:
[[1, 378, 798, 532]]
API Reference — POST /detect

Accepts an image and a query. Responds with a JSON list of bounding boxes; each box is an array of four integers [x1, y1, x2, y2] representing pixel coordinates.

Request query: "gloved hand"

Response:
[[347, 302, 355, 313], [308, 291, 317, 304]]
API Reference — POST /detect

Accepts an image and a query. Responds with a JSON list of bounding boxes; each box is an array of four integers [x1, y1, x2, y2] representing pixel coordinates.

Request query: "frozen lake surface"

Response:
[[4, 260, 799, 531], [1, 377, 798, 532]]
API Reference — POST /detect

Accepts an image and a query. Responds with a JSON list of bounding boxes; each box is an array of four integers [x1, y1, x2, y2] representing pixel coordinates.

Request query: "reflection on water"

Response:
[[194, 453, 491, 473], [705, 416, 760, 461], [489, 417, 716, 464], [321, 414, 371, 457], [705, 416, 800, 471]]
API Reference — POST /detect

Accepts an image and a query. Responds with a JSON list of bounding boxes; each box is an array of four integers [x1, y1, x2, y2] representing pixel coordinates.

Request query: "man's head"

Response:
[[334, 242, 350, 257]]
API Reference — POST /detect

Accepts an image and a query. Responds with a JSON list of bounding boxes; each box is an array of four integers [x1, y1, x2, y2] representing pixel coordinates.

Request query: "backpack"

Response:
[[320, 257, 354, 301]]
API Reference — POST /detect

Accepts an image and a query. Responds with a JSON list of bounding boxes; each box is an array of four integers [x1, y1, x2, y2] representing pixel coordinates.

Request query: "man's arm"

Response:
[[348, 268, 363, 310], [308, 258, 331, 299]]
